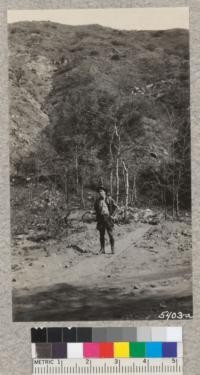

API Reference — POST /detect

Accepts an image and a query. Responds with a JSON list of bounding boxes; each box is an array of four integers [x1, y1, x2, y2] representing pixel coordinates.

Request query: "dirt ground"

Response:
[[11, 214, 192, 321]]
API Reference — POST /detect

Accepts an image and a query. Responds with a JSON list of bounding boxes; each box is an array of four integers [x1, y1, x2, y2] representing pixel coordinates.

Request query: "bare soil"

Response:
[[12, 215, 192, 321]]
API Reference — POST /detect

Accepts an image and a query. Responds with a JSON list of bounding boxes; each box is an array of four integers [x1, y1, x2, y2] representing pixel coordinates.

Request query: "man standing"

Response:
[[94, 186, 118, 254]]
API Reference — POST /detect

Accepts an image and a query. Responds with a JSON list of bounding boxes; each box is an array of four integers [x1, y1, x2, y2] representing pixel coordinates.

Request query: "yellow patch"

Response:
[[114, 342, 130, 358]]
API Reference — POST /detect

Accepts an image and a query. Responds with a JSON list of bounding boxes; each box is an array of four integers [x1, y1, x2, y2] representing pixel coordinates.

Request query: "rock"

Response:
[[141, 209, 160, 225], [15, 234, 26, 240], [160, 302, 167, 308], [181, 230, 191, 237], [107, 275, 111, 278], [143, 209, 154, 219], [70, 244, 87, 253], [12, 278, 16, 282], [27, 231, 52, 242], [133, 213, 139, 222], [111, 54, 120, 60], [29, 263, 33, 266], [149, 249, 158, 254], [149, 218, 159, 225], [12, 264, 21, 271], [161, 281, 169, 286]]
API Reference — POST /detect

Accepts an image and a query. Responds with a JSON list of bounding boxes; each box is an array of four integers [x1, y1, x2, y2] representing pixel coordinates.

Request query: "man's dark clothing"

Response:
[[99, 226, 114, 251], [94, 196, 117, 253]]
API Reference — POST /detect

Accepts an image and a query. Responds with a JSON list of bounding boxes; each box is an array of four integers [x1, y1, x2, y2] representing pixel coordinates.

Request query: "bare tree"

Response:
[[81, 180, 85, 208], [131, 173, 138, 204], [109, 131, 115, 196], [75, 144, 79, 194], [114, 123, 121, 204], [122, 160, 129, 210]]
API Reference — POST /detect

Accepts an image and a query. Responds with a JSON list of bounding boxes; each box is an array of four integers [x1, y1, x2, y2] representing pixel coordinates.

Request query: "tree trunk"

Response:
[[64, 174, 68, 202], [109, 137, 114, 196], [35, 156, 39, 186], [172, 175, 175, 220], [114, 123, 121, 205], [116, 157, 119, 204], [130, 189, 133, 206], [176, 191, 179, 217], [175, 168, 182, 218], [164, 188, 167, 220], [81, 182, 85, 209], [110, 169, 113, 196], [28, 184, 33, 205], [162, 160, 167, 220], [122, 161, 129, 209], [75, 145, 79, 194], [122, 167, 126, 193], [132, 174, 137, 204], [171, 138, 175, 220]]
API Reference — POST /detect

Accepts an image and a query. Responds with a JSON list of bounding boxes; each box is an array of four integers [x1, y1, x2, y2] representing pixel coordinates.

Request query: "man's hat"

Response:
[[97, 185, 107, 193]]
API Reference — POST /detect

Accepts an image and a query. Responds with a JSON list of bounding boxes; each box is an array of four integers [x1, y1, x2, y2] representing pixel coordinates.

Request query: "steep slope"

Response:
[[9, 22, 190, 206]]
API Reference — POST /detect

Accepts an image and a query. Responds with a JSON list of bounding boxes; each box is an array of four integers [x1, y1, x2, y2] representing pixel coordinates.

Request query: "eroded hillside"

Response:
[[9, 22, 190, 208]]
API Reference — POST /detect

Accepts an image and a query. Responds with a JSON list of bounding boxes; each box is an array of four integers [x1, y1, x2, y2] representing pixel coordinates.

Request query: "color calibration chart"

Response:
[[31, 327, 183, 374]]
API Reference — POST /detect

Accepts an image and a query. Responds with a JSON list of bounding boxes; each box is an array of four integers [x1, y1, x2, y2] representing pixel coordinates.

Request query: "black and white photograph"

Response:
[[8, 7, 192, 321]]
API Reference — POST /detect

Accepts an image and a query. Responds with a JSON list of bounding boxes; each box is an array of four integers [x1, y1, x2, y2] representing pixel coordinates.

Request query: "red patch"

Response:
[[99, 343, 114, 358]]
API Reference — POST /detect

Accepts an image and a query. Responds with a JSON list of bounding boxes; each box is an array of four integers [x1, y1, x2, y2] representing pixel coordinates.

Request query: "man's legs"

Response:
[[99, 227, 106, 254], [107, 227, 115, 254]]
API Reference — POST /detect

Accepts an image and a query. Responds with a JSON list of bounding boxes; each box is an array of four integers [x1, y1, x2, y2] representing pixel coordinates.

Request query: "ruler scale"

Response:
[[32, 359, 183, 374], [31, 327, 183, 375]]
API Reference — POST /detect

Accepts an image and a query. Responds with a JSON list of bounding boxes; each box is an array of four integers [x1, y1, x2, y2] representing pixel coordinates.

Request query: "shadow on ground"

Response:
[[13, 283, 192, 321]]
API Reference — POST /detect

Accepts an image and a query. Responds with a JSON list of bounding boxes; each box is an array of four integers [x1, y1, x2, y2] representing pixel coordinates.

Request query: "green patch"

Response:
[[129, 342, 146, 357]]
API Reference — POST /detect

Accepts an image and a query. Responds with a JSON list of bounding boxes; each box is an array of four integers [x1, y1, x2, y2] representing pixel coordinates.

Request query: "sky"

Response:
[[7, 7, 189, 30]]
